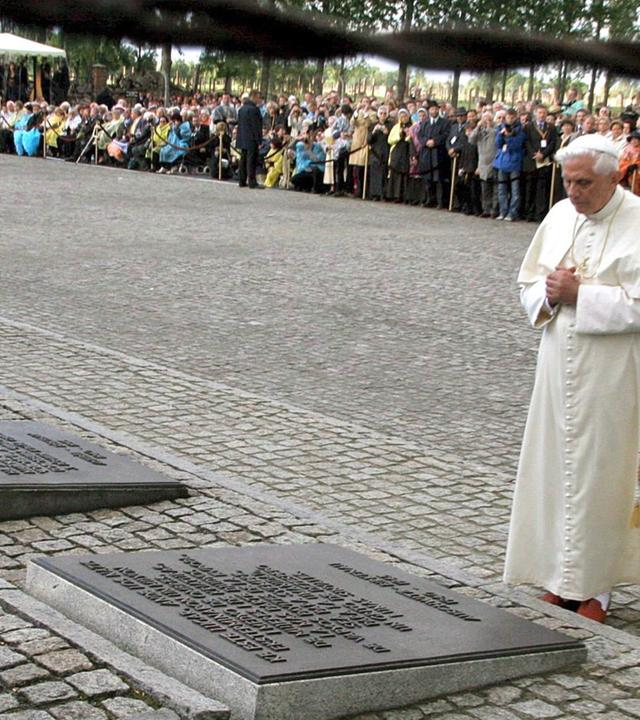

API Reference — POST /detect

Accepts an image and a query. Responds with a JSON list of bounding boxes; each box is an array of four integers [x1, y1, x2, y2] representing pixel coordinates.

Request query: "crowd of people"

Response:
[[2, 84, 640, 218]]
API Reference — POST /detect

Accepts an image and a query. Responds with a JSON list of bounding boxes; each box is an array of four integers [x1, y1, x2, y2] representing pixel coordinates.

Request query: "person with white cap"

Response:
[[504, 132, 640, 623]]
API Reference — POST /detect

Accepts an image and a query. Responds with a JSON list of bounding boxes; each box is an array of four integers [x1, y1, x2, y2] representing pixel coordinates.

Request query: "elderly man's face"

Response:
[[562, 155, 620, 216]]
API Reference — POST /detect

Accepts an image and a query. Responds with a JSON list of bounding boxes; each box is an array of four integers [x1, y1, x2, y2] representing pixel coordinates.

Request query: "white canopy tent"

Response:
[[0, 33, 66, 58]]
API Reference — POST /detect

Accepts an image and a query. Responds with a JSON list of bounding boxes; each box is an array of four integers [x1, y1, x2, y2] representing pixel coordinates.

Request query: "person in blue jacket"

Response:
[[291, 131, 326, 193], [158, 110, 191, 173], [493, 108, 525, 221], [13, 102, 38, 156]]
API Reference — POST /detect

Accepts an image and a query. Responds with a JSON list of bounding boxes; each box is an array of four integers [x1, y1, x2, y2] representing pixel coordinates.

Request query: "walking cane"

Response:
[[549, 161, 558, 211], [362, 145, 369, 200], [218, 131, 224, 180], [283, 151, 291, 189], [448, 154, 458, 211], [76, 126, 96, 164]]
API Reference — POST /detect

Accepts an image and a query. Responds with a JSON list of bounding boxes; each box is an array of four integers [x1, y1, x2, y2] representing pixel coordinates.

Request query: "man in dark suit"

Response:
[[418, 100, 450, 208], [522, 105, 558, 222], [236, 90, 263, 188], [446, 107, 468, 210]]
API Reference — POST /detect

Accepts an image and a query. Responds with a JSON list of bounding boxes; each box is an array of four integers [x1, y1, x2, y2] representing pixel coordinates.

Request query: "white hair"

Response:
[[555, 145, 618, 175]]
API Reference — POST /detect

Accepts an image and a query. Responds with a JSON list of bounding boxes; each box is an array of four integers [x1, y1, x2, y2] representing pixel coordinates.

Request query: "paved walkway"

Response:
[[0, 156, 639, 719]]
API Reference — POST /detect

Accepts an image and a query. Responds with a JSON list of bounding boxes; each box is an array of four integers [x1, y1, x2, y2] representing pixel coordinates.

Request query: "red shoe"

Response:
[[539, 592, 565, 606], [576, 598, 608, 623]]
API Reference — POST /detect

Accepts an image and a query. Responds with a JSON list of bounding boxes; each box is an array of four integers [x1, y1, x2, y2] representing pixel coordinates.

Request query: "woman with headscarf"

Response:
[[405, 107, 427, 205], [386, 108, 412, 203]]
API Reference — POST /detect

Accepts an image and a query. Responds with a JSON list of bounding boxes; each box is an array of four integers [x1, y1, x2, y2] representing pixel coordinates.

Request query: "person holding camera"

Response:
[[493, 108, 525, 221]]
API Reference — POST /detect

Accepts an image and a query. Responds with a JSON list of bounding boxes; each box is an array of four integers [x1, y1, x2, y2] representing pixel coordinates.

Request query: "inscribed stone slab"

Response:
[[27, 544, 586, 720], [0, 421, 188, 519]]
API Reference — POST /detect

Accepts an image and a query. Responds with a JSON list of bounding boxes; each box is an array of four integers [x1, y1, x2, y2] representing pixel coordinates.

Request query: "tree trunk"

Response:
[[313, 57, 325, 97], [527, 64, 535, 102], [260, 55, 271, 97], [160, 42, 172, 106], [603, 71, 613, 107], [587, 66, 598, 112], [587, 11, 603, 112], [500, 68, 507, 102], [451, 68, 461, 108], [193, 63, 201, 93], [224, 74, 232, 93], [560, 62, 569, 102], [554, 62, 563, 104], [338, 55, 346, 97], [396, 0, 414, 102], [485, 72, 495, 103]]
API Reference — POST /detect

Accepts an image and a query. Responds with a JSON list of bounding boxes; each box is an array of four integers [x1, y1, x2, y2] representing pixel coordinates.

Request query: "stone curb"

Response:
[[2, 386, 638, 653], [0, 584, 229, 720]]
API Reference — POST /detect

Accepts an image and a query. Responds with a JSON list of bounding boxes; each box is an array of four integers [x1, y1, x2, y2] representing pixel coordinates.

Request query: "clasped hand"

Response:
[[546, 266, 579, 307]]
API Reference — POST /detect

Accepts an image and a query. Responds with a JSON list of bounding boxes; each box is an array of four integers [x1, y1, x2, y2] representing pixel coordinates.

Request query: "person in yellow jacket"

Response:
[[45, 106, 66, 156], [150, 113, 171, 170], [263, 138, 284, 188]]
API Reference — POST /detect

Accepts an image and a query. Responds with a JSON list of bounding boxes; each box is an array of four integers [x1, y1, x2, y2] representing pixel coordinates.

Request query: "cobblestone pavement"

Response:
[[1, 157, 640, 718], [0, 155, 532, 473]]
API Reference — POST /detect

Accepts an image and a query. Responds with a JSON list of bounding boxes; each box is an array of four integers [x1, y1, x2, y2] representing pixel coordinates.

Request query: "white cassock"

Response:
[[504, 185, 640, 600]]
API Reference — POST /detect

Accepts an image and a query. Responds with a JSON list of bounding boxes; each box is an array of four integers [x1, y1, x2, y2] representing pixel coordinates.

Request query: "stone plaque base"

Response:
[[0, 421, 188, 520], [27, 544, 586, 720]]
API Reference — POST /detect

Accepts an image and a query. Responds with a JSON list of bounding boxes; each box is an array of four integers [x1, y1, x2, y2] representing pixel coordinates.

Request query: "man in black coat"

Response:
[[446, 107, 468, 210], [522, 104, 558, 222], [418, 100, 450, 208], [236, 90, 263, 188]]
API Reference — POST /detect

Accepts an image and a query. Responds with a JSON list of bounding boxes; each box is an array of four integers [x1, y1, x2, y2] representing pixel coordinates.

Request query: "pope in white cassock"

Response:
[[504, 133, 640, 623]]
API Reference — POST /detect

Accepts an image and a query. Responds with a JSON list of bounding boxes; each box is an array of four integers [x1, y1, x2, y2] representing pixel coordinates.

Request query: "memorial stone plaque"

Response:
[[0, 421, 188, 520], [28, 544, 586, 720]]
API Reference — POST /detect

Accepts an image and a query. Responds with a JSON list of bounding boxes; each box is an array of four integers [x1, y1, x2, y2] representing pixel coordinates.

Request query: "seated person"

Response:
[[210, 121, 233, 180], [291, 131, 326, 193], [158, 110, 191, 173], [263, 137, 284, 188], [0, 100, 17, 153]]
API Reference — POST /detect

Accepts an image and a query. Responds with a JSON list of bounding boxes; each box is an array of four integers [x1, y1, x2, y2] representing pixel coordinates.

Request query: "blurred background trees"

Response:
[[1, 0, 638, 108]]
